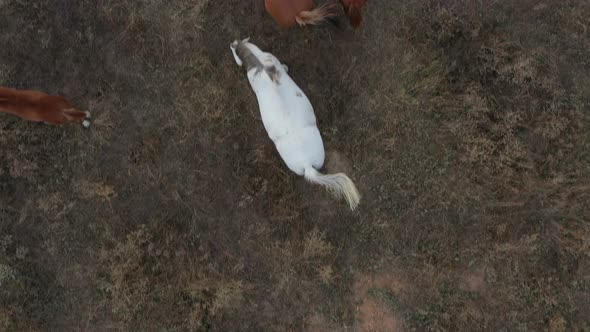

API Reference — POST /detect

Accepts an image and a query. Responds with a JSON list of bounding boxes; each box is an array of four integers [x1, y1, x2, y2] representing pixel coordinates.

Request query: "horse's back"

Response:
[[265, 0, 314, 27], [250, 69, 316, 136], [275, 126, 325, 175], [249, 69, 324, 173]]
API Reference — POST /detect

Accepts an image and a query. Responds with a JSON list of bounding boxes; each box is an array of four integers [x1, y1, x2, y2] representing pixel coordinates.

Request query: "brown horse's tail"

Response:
[[295, 1, 339, 26]]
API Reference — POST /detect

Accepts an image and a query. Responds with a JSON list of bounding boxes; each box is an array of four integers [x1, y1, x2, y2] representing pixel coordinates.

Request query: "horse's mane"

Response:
[[235, 41, 280, 83], [235, 42, 264, 72]]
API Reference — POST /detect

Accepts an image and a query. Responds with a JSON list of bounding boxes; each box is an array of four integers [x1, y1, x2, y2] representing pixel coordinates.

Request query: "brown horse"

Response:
[[265, 0, 339, 27], [0, 87, 90, 127]]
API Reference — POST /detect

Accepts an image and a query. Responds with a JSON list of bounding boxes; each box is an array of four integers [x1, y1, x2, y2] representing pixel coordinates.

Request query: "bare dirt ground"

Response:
[[1, 0, 589, 330]]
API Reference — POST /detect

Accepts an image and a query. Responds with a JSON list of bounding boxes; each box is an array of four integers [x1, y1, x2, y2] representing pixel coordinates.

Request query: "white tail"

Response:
[[304, 167, 360, 211], [295, 1, 340, 26]]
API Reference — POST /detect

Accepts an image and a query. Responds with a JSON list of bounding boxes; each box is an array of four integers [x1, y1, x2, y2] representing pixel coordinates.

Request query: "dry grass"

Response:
[[0, 0, 589, 330]]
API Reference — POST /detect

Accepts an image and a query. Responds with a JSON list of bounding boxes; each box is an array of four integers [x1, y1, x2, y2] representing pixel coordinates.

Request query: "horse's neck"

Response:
[[0, 98, 30, 117], [0, 87, 17, 102], [0, 88, 46, 119], [0, 102, 35, 120], [0, 88, 21, 115]]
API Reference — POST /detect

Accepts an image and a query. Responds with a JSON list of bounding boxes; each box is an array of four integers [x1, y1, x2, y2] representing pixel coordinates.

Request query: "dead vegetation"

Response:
[[1, 0, 589, 330]]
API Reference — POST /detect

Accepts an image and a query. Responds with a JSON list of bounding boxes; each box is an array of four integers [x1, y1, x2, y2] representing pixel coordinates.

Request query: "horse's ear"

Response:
[[243, 37, 250, 44]]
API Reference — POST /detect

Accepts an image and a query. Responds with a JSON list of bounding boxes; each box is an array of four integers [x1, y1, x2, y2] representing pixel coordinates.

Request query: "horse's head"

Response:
[[230, 37, 251, 67], [0, 87, 91, 127], [39, 95, 91, 127]]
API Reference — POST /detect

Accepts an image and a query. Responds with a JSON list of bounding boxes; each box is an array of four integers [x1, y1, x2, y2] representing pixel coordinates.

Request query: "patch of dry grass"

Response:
[[0, 63, 10, 85], [0, 0, 589, 330]]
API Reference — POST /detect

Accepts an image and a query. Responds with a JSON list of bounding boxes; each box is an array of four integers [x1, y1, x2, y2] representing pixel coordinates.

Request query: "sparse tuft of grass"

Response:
[[73, 180, 116, 201], [368, 287, 401, 309], [303, 228, 334, 259]]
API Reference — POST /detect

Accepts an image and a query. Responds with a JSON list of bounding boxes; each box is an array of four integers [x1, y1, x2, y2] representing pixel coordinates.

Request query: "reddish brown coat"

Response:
[[265, 0, 338, 28], [265, 0, 313, 27], [339, 0, 367, 27], [0, 87, 88, 125]]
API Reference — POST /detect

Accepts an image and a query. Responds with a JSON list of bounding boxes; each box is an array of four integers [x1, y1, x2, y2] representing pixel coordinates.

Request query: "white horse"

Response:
[[230, 38, 360, 210]]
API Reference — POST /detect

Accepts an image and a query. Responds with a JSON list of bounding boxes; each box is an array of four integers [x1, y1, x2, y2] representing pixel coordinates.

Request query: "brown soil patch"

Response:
[[353, 272, 411, 332], [460, 270, 486, 293]]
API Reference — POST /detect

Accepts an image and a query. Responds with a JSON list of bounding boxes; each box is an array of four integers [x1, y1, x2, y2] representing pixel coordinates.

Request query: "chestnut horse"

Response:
[[265, 0, 339, 27], [0, 87, 90, 127]]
